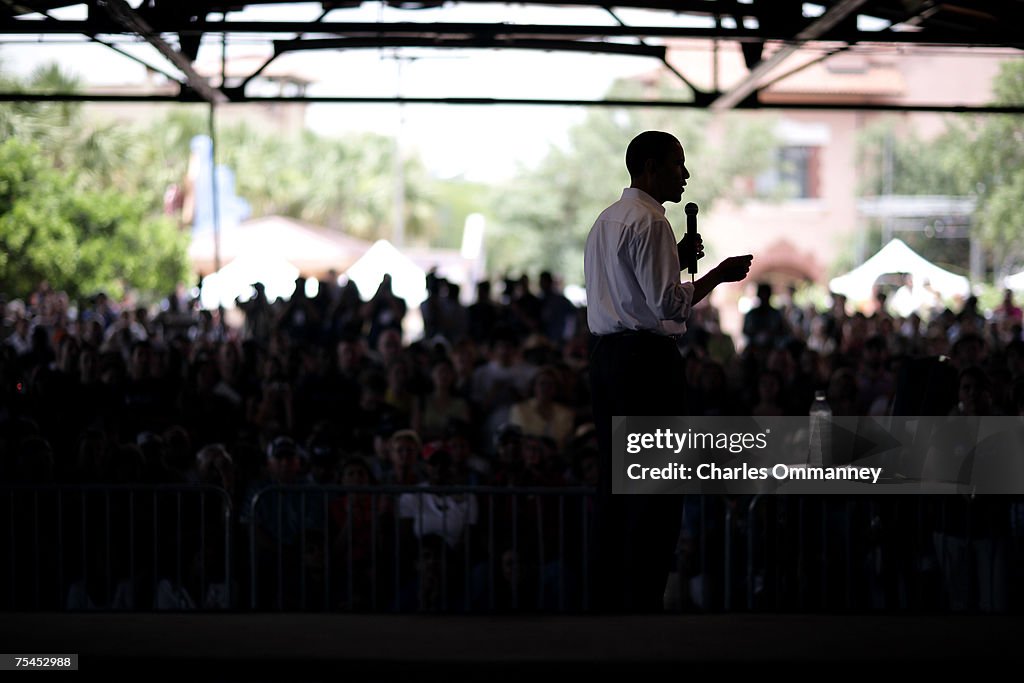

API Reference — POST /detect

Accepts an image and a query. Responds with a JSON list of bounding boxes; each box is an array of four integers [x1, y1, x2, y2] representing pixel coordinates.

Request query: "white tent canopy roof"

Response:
[[188, 215, 371, 275], [1004, 270, 1024, 291], [199, 252, 300, 310], [344, 240, 427, 308], [828, 238, 970, 303]]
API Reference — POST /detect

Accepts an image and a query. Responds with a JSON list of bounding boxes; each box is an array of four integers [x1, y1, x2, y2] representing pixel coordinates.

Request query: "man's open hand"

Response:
[[714, 255, 753, 283]]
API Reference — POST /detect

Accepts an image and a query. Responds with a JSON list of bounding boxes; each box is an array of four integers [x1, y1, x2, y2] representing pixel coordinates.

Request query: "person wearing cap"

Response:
[[239, 435, 319, 537], [584, 131, 753, 612], [241, 435, 325, 608], [273, 435, 307, 481], [305, 433, 341, 485]]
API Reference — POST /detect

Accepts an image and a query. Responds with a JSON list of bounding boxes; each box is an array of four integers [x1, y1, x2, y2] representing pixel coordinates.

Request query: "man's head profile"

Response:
[[625, 130, 689, 204]]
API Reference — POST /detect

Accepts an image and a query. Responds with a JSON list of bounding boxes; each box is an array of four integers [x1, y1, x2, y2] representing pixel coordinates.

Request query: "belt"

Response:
[[599, 329, 665, 339], [595, 329, 674, 343]]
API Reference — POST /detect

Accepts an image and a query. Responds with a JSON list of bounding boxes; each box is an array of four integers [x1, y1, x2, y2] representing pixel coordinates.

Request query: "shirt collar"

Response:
[[621, 187, 666, 215]]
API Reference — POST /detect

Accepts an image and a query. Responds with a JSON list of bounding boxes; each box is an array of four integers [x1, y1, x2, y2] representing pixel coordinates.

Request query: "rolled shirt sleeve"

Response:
[[632, 217, 692, 323]]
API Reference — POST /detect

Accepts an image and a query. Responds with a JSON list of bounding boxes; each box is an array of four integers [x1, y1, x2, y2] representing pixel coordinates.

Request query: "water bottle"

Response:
[[809, 390, 832, 466]]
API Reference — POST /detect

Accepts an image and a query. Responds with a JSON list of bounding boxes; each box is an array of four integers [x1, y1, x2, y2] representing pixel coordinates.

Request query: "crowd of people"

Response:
[[2, 273, 1023, 611]]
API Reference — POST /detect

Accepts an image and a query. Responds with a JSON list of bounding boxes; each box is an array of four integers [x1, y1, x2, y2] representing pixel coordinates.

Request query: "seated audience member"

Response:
[[329, 456, 392, 609], [380, 428, 428, 486], [508, 365, 575, 451], [420, 357, 471, 442], [443, 418, 492, 485], [471, 325, 535, 442], [398, 450, 478, 550]]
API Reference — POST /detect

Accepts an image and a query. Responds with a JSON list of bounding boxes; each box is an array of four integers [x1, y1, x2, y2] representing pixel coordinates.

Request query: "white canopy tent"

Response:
[[828, 238, 970, 313], [1004, 270, 1024, 291], [189, 215, 371, 276], [345, 240, 428, 309], [199, 252, 300, 310]]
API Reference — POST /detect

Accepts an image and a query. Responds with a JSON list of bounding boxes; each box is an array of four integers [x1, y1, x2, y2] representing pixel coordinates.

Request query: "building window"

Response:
[[756, 145, 821, 199]]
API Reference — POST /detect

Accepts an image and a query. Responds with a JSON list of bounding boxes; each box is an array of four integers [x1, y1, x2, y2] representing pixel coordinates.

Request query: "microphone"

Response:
[[684, 202, 699, 276]]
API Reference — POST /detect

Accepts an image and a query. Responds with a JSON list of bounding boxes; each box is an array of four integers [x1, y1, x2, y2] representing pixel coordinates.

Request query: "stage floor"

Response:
[[2, 612, 1024, 678]]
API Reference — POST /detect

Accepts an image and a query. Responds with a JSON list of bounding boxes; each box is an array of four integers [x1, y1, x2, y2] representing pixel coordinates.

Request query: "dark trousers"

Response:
[[589, 332, 685, 612]]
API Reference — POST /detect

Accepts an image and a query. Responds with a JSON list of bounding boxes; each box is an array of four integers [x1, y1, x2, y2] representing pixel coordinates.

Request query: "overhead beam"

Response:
[[87, 35, 183, 84], [96, 0, 228, 104], [268, 23, 727, 43], [3, 90, 1023, 114], [273, 36, 666, 59], [710, 0, 873, 111], [2, 19, 1020, 47], [238, 7, 330, 92], [0, 0, 182, 83], [605, 7, 705, 97]]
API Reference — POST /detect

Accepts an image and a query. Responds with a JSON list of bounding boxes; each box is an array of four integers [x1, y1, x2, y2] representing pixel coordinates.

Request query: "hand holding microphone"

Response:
[[678, 202, 704, 280], [677, 202, 753, 289]]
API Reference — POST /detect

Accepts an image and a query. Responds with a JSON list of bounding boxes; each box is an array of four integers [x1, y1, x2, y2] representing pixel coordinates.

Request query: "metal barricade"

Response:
[[246, 485, 592, 613], [6, 484, 1019, 613], [680, 494, 1022, 613], [0, 485, 233, 611]]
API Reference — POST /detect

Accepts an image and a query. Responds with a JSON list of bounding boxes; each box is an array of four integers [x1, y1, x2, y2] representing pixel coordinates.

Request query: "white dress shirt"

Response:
[[584, 188, 694, 336], [398, 487, 479, 549]]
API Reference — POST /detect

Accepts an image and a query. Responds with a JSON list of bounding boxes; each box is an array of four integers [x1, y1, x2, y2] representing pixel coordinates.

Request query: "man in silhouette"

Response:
[[585, 130, 752, 611]]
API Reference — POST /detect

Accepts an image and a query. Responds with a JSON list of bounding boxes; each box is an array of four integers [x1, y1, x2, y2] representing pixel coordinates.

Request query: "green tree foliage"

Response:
[[218, 124, 396, 238], [2, 60, 786, 298], [0, 63, 82, 145], [857, 60, 1024, 278], [853, 119, 971, 273], [0, 137, 189, 300], [429, 178, 493, 250], [0, 61, 456, 302], [856, 120, 969, 197], [128, 111, 446, 245], [0, 66, 190, 301], [962, 60, 1024, 277]]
